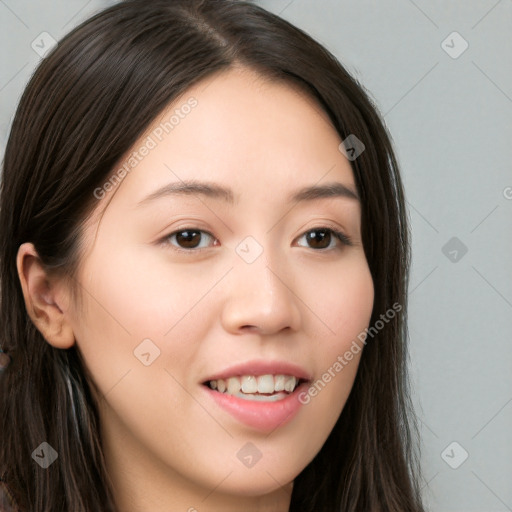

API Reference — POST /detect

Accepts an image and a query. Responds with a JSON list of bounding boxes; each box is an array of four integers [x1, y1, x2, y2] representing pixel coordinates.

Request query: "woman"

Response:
[[0, 0, 425, 510]]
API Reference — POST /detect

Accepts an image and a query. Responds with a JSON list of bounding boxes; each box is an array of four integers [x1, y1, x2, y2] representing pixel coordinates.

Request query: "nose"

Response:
[[220, 245, 302, 336]]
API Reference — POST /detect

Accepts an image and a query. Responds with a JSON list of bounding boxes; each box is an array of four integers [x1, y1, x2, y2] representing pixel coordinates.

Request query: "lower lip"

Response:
[[202, 381, 309, 432]]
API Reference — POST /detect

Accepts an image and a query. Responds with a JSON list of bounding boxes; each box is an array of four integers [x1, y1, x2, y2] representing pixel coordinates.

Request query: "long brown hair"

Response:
[[0, 0, 424, 510]]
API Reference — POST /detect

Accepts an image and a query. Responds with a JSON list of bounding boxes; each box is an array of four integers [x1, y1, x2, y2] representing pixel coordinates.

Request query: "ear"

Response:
[[16, 242, 75, 349]]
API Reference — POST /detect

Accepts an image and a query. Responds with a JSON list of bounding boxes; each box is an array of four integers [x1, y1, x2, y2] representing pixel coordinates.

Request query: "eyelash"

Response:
[[159, 225, 353, 254]]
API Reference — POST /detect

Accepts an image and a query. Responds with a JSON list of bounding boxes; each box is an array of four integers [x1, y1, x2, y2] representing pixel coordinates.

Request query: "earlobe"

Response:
[[16, 242, 76, 349]]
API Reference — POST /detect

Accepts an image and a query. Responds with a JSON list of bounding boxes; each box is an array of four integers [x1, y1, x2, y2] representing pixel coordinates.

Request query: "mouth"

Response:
[[202, 374, 309, 402], [200, 360, 312, 431]]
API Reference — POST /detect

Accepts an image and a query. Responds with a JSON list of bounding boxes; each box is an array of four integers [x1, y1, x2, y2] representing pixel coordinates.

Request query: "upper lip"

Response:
[[202, 359, 313, 384]]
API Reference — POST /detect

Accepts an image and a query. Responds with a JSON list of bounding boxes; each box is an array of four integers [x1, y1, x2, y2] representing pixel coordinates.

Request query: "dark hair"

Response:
[[0, 0, 424, 510]]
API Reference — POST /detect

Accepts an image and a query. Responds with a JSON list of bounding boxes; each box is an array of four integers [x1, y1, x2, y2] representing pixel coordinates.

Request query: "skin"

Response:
[[16, 66, 374, 512]]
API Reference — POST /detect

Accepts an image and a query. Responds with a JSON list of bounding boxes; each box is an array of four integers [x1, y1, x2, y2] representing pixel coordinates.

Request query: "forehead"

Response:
[[95, 66, 355, 216]]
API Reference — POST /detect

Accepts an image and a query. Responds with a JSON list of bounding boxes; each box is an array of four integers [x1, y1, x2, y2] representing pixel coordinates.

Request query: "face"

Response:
[[65, 67, 374, 508]]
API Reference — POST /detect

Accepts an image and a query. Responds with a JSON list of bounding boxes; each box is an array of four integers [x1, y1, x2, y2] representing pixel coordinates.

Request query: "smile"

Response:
[[206, 374, 304, 402]]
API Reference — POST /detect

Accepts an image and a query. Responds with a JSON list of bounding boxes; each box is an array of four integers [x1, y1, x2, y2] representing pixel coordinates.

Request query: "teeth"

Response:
[[234, 391, 287, 402], [241, 375, 258, 393], [227, 377, 239, 394], [274, 375, 286, 392], [257, 375, 274, 393], [208, 374, 300, 396], [284, 376, 296, 392]]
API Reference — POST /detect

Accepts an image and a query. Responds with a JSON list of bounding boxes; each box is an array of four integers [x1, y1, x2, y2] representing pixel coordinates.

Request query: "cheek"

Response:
[[70, 244, 214, 402], [306, 253, 374, 353], [295, 255, 374, 434], [69, 249, 219, 471]]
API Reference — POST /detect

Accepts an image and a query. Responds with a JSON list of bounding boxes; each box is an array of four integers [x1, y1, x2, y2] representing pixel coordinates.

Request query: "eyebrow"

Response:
[[136, 179, 360, 207]]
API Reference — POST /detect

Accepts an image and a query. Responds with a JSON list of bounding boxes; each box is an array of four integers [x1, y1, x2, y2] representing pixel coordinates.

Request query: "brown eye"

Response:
[[162, 228, 217, 252], [296, 227, 352, 251], [304, 229, 331, 249], [174, 230, 202, 249]]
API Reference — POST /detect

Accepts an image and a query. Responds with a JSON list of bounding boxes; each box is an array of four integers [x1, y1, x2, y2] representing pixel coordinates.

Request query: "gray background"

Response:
[[1, 1, 511, 511]]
